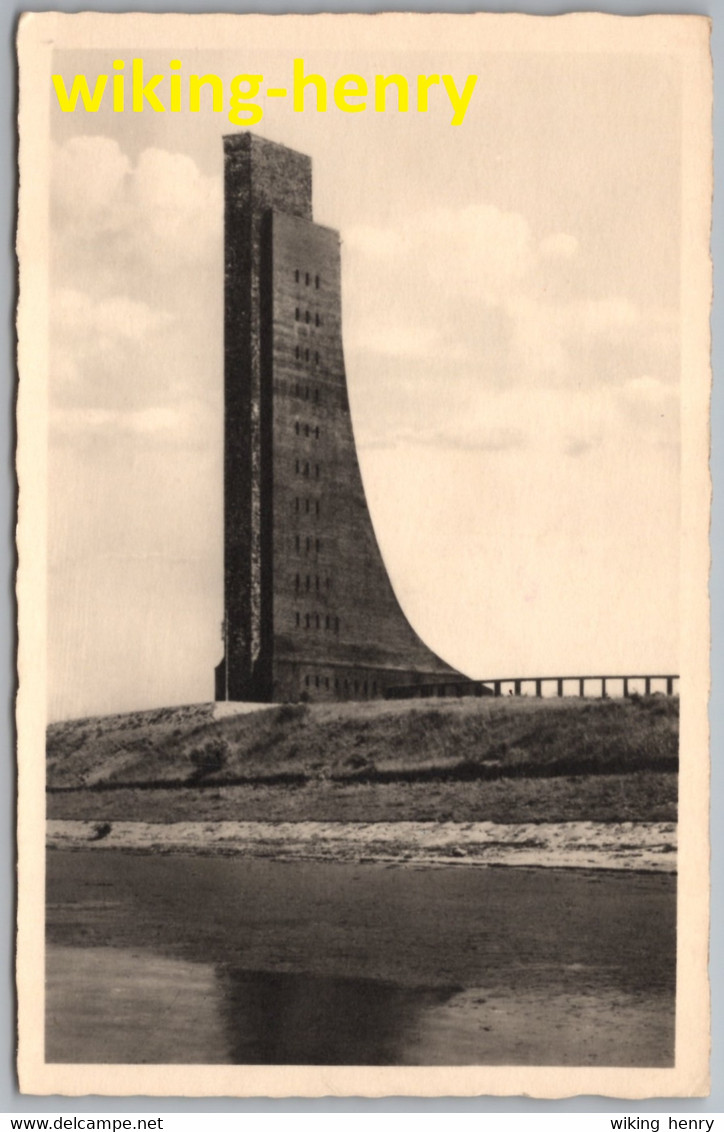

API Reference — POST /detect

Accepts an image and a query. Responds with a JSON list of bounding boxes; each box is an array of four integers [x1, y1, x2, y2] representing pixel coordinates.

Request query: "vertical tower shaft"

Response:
[[217, 132, 462, 703], [219, 134, 311, 700]]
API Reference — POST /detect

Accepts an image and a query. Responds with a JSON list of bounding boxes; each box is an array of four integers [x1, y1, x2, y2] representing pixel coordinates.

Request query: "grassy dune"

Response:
[[47, 695, 678, 824]]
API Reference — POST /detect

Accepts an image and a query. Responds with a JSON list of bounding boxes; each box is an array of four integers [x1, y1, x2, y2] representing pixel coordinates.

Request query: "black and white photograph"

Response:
[[16, 11, 711, 1097]]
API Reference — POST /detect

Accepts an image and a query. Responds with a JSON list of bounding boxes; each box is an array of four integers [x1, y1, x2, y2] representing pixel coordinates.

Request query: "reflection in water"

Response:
[[46, 944, 675, 1066], [46, 945, 457, 1065], [216, 966, 454, 1065], [45, 852, 677, 1066]]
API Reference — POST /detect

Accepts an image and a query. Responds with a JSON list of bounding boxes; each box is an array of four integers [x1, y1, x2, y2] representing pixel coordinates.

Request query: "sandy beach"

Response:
[[47, 817, 677, 872]]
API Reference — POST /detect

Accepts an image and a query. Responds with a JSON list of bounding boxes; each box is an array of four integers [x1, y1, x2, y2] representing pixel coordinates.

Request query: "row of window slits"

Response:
[[296, 612, 339, 632], [303, 674, 378, 695], [295, 270, 321, 289], [295, 346, 320, 364], [295, 460, 320, 478], [295, 535, 322, 553], [292, 384, 319, 401], [295, 498, 320, 516], [289, 384, 346, 412], [295, 573, 331, 591], [295, 309, 322, 327], [295, 422, 320, 439]]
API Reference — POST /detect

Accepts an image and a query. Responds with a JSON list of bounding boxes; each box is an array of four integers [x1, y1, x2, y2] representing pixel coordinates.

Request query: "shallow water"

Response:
[[46, 851, 676, 1066], [46, 944, 674, 1066], [46, 946, 456, 1064]]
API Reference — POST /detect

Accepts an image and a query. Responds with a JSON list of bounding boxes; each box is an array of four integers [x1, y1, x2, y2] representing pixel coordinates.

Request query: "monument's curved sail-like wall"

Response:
[[216, 132, 462, 702]]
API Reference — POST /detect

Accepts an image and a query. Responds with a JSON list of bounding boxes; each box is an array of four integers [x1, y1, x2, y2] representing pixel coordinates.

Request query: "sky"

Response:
[[45, 23, 685, 720]]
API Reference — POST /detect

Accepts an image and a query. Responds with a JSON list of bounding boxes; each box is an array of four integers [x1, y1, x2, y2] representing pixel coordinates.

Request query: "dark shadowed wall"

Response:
[[217, 132, 461, 702]]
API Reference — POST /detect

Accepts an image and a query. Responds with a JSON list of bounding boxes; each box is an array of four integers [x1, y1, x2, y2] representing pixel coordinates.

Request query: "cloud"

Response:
[[563, 436, 597, 458], [50, 138, 224, 417], [622, 374, 677, 402], [503, 295, 570, 378], [52, 136, 222, 285], [616, 374, 680, 446], [51, 398, 219, 450], [503, 295, 645, 382], [346, 202, 536, 305], [343, 195, 678, 426], [125, 147, 222, 267], [51, 287, 177, 407], [360, 422, 528, 453], [54, 287, 172, 343], [52, 135, 130, 224], [353, 374, 679, 464], [422, 424, 528, 453]]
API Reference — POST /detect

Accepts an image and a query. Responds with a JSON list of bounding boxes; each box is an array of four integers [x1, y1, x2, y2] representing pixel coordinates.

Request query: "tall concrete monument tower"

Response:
[[216, 132, 462, 702]]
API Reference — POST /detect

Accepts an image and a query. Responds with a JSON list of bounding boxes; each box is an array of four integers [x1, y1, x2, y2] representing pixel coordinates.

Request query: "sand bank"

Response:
[[47, 818, 676, 872]]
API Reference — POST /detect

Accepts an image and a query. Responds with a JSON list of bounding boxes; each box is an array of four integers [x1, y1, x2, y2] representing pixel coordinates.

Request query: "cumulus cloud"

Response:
[[342, 193, 679, 461], [343, 195, 676, 408], [53, 135, 130, 224], [124, 147, 222, 266], [346, 202, 536, 305], [50, 137, 224, 424], [52, 136, 222, 275], [50, 286, 178, 410]]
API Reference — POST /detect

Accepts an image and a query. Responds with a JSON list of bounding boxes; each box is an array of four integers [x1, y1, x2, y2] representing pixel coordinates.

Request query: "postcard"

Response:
[[16, 12, 712, 1097]]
